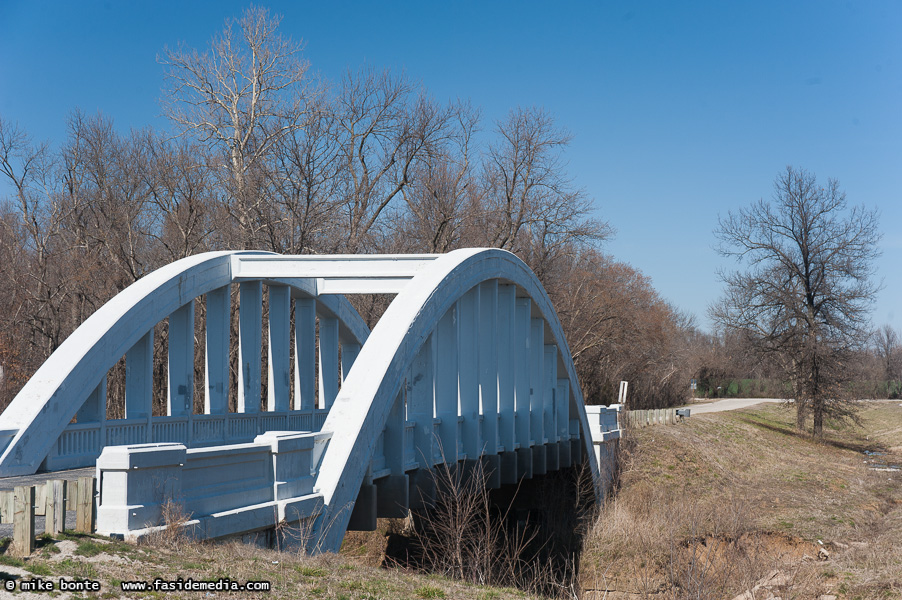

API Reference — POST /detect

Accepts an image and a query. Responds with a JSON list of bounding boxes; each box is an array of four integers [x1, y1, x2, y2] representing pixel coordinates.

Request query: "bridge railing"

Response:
[[44, 408, 332, 471], [362, 409, 588, 478], [0, 251, 375, 477], [95, 430, 332, 539]]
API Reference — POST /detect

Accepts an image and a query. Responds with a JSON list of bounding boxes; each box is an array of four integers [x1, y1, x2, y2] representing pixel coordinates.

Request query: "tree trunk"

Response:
[[795, 399, 807, 432], [812, 396, 825, 436]]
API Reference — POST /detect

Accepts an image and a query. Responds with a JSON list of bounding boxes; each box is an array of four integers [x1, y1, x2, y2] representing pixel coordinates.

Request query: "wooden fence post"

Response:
[[33, 483, 46, 516], [0, 490, 13, 523], [76, 476, 95, 533], [12, 486, 35, 557], [66, 479, 78, 511], [45, 479, 65, 535]]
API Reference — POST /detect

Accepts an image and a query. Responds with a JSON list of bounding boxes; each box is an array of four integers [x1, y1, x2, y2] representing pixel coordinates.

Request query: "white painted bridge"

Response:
[[0, 249, 621, 553]]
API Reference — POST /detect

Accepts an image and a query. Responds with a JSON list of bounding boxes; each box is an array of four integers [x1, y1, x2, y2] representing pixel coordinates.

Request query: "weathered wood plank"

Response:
[[76, 476, 95, 533], [66, 479, 78, 511], [34, 483, 46, 516], [0, 490, 13, 523], [12, 486, 35, 557], [46, 479, 65, 535]]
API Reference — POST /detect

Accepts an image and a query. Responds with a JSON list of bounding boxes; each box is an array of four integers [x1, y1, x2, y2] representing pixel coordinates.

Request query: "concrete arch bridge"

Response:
[[0, 249, 621, 553]]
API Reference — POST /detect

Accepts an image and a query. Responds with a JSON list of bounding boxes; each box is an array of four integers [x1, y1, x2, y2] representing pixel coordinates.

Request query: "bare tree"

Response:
[[140, 132, 217, 261], [552, 248, 690, 407], [261, 97, 344, 254], [160, 6, 309, 248], [392, 102, 480, 253], [712, 166, 882, 435], [873, 324, 902, 383], [0, 116, 75, 356], [61, 111, 156, 287], [333, 67, 462, 253], [475, 107, 610, 281]]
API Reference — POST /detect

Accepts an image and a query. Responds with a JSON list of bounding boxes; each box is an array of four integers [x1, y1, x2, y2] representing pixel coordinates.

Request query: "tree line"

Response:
[[0, 9, 892, 432], [0, 7, 697, 415]]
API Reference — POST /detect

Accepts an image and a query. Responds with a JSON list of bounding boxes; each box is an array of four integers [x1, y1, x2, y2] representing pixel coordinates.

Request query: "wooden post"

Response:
[[66, 480, 78, 511], [34, 483, 46, 516], [45, 479, 65, 535], [0, 490, 13, 522], [12, 486, 35, 557], [76, 476, 95, 533]]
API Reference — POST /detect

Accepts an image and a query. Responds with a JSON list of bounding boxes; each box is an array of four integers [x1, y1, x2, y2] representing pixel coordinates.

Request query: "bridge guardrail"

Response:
[[624, 408, 687, 427], [95, 430, 331, 540], [45, 409, 331, 471]]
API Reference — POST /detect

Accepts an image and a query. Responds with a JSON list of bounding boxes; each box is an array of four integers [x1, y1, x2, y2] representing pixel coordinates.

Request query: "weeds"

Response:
[[416, 584, 447, 598], [144, 498, 194, 550], [384, 448, 600, 599], [74, 539, 105, 557]]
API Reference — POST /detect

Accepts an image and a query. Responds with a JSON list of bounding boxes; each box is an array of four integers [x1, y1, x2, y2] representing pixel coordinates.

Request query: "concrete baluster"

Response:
[[238, 281, 262, 414], [318, 316, 339, 409], [407, 334, 435, 469], [377, 390, 408, 517], [341, 342, 361, 384], [478, 280, 500, 488], [458, 288, 480, 465], [294, 298, 316, 411], [126, 330, 153, 442], [434, 305, 458, 463], [408, 332, 436, 508], [168, 301, 195, 419], [544, 344, 559, 471], [497, 285, 517, 484], [557, 378, 572, 468], [267, 285, 291, 412], [514, 298, 532, 479], [205, 286, 230, 415], [76, 378, 107, 453], [530, 318, 546, 475]]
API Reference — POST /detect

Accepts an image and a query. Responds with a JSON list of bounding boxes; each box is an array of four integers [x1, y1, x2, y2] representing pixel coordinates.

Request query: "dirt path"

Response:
[[685, 397, 785, 414]]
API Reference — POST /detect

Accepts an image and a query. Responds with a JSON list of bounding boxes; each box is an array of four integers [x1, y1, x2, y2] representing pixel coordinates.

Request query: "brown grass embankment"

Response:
[[580, 401, 902, 600]]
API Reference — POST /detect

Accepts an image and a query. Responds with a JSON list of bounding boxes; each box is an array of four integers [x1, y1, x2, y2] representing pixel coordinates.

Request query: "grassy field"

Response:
[[580, 401, 902, 599]]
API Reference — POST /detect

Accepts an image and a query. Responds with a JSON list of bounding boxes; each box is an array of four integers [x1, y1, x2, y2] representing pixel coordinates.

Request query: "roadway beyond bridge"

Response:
[[687, 398, 784, 414], [0, 249, 622, 553]]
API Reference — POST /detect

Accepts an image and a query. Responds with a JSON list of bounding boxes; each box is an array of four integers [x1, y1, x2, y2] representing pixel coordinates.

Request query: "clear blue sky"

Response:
[[1, 1, 900, 333]]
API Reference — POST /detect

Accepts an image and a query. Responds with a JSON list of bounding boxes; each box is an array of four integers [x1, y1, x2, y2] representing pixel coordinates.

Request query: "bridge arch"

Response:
[[314, 248, 602, 552], [0, 248, 619, 553], [0, 251, 370, 476]]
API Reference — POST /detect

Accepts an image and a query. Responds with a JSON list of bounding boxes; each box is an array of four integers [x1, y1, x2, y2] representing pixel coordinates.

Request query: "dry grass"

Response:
[[4, 403, 899, 599], [141, 497, 195, 550], [580, 401, 902, 599], [383, 461, 593, 598], [0, 530, 539, 599]]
